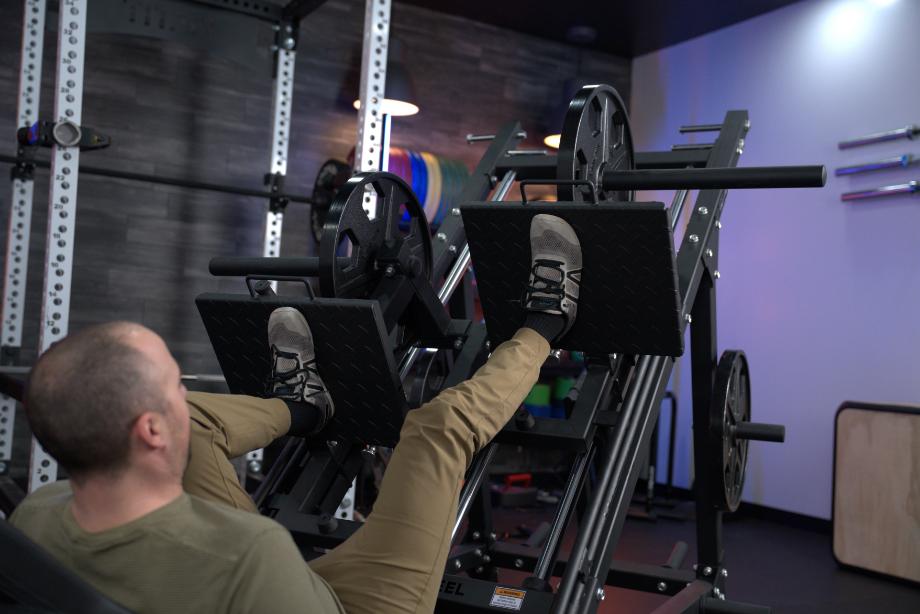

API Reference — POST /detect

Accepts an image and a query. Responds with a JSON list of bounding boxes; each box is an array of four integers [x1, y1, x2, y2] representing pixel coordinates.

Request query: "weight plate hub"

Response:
[[710, 350, 751, 512], [319, 172, 432, 298], [556, 84, 635, 203]]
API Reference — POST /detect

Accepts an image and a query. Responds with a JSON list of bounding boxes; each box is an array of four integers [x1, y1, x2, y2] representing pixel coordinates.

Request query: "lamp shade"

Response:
[[353, 39, 419, 117]]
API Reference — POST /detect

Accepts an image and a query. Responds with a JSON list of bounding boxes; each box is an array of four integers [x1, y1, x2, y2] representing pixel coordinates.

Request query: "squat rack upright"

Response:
[[0, 0, 395, 498]]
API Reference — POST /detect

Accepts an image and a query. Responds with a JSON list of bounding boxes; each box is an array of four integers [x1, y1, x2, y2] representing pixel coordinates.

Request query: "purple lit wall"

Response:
[[630, 0, 920, 519]]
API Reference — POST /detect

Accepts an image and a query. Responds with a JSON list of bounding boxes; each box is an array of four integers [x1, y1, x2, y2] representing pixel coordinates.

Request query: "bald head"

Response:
[[26, 322, 170, 480]]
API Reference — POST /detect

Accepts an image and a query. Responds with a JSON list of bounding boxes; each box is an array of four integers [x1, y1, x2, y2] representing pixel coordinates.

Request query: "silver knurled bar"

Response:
[[354, 0, 390, 219], [1, 0, 46, 464], [249, 47, 296, 467], [29, 0, 88, 491]]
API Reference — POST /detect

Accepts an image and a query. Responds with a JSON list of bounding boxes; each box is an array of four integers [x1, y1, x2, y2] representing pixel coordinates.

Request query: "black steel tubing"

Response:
[[700, 597, 772, 614], [576, 356, 666, 613], [602, 165, 826, 191], [532, 450, 592, 580], [554, 357, 650, 610], [0, 153, 313, 204], [209, 256, 350, 277], [665, 541, 688, 569], [451, 443, 498, 541], [679, 124, 723, 133], [579, 358, 674, 614]]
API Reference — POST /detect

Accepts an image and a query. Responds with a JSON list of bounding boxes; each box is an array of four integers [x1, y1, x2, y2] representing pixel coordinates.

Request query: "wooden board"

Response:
[[833, 403, 920, 583]]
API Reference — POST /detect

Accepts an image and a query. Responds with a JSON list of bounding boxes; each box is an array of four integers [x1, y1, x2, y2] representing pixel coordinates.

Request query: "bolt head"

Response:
[[474, 548, 483, 557], [684, 314, 692, 324], [482, 555, 491, 564], [453, 559, 461, 570], [472, 531, 481, 540], [448, 245, 457, 254], [689, 234, 700, 244], [453, 338, 464, 350], [596, 588, 606, 601], [703, 566, 713, 576], [384, 264, 396, 277], [657, 581, 667, 593], [451, 207, 461, 216], [328, 440, 339, 448], [698, 206, 709, 215], [514, 558, 523, 569], [475, 566, 484, 574], [436, 232, 448, 242], [720, 568, 728, 578], [248, 460, 262, 473], [715, 221, 723, 229], [714, 271, 721, 279], [705, 249, 713, 258], [488, 532, 497, 542]]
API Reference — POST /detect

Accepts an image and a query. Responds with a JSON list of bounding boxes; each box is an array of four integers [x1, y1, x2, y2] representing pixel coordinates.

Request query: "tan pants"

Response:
[[183, 328, 549, 614]]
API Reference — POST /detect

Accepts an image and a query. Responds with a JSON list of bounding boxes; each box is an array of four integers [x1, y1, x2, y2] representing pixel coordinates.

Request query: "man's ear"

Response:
[[132, 411, 167, 450]]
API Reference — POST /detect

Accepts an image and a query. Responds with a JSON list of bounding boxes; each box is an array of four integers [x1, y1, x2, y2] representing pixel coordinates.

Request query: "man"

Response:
[[10, 215, 582, 614]]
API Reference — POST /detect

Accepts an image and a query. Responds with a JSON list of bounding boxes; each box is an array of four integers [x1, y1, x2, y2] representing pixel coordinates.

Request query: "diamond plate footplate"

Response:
[[461, 201, 683, 356], [196, 294, 408, 446]]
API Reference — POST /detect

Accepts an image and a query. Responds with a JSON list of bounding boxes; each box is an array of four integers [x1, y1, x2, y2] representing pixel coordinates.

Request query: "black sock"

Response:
[[524, 312, 565, 344], [284, 400, 324, 437]]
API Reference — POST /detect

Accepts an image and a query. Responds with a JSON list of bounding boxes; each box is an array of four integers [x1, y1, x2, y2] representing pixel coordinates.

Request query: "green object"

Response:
[[524, 383, 552, 406], [553, 377, 576, 401]]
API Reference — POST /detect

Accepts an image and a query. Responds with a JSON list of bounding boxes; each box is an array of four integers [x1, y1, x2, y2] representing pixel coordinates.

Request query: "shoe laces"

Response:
[[267, 345, 327, 401], [523, 258, 565, 310]]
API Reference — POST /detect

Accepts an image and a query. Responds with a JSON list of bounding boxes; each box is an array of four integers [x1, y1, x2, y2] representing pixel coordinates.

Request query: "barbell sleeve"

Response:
[[209, 256, 346, 277], [601, 166, 826, 191]]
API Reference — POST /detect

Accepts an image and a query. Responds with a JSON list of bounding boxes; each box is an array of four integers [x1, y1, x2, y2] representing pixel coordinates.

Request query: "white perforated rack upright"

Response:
[[328, 0, 393, 521], [28, 0, 88, 491], [0, 0, 47, 475], [246, 28, 298, 472], [354, 0, 392, 219]]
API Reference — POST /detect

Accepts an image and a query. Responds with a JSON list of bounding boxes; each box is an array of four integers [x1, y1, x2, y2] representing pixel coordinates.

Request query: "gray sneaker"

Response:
[[523, 214, 582, 337], [267, 307, 334, 425]]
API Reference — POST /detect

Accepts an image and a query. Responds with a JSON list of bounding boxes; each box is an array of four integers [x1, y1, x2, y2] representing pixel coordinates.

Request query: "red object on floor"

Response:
[[504, 473, 532, 488]]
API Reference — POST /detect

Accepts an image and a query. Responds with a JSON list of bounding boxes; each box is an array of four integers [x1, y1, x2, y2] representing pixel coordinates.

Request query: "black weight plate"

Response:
[[557, 84, 635, 203], [311, 159, 351, 243], [406, 349, 453, 409], [711, 350, 751, 512], [319, 172, 432, 298]]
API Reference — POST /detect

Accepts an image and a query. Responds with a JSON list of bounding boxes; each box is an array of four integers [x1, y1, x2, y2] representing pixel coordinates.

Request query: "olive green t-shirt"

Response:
[[10, 481, 344, 614]]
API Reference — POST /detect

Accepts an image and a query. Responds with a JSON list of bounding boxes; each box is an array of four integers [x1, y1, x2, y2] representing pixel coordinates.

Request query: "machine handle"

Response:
[[601, 166, 826, 191], [520, 179, 597, 204], [732, 422, 785, 443], [244, 275, 315, 299]]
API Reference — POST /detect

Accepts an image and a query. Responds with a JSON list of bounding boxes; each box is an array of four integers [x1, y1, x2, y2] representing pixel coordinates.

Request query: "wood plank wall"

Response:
[[0, 0, 630, 380]]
